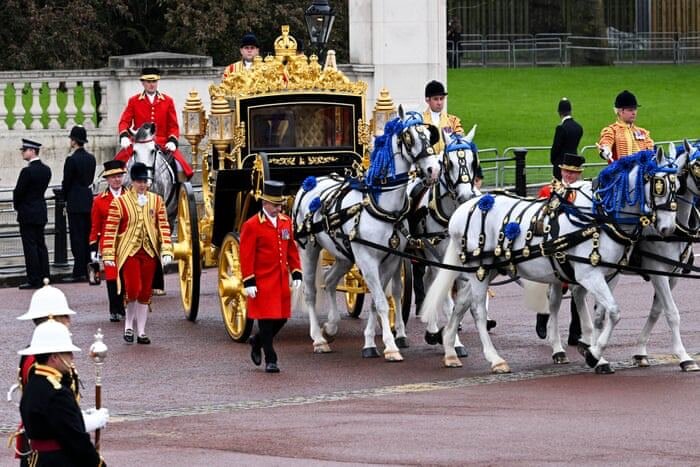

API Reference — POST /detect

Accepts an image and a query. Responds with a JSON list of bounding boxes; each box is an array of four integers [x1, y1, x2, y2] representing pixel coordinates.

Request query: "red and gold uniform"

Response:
[[89, 187, 126, 281], [115, 91, 193, 178], [240, 211, 301, 319], [222, 61, 247, 80], [101, 189, 172, 303], [598, 119, 653, 162], [422, 109, 464, 156]]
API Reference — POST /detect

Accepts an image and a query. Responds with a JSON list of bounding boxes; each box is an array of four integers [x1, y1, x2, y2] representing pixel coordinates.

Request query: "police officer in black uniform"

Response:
[[18, 320, 106, 466], [62, 126, 96, 282], [550, 98, 583, 180], [13, 139, 51, 290]]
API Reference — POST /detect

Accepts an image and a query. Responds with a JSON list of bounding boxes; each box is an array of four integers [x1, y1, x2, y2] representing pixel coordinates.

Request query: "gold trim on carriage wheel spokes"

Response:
[[218, 234, 251, 342], [173, 184, 201, 321]]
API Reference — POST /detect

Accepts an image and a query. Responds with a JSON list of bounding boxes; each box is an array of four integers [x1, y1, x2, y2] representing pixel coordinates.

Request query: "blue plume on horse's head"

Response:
[[445, 133, 477, 154], [365, 117, 404, 185]]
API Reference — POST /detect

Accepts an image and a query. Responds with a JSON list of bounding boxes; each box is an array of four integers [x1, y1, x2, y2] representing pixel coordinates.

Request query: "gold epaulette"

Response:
[[279, 213, 290, 221], [34, 364, 62, 390]]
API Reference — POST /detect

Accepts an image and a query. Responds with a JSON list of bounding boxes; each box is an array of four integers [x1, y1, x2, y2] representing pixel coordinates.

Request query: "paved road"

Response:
[[1, 270, 698, 466]]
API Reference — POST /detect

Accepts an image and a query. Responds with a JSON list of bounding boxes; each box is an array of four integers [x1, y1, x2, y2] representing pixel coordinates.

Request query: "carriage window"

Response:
[[249, 104, 354, 151]]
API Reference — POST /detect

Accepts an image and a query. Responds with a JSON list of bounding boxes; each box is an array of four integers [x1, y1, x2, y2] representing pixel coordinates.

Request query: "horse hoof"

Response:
[[577, 342, 590, 357], [313, 343, 332, 354], [424, 329, 443, 346], [395, 336, 410, 349], [680, 360, 700, 372], [552, 351, 569, 364], [361, 347, 380, 358], [486, 319, 497, 331], [455, 346, 468, 358], [384, 351, 404, 362], [584, 349, 599, 368], [322, 329, 336, 344], [492, 361, 511, 374], [444, 356, 463, 368], [595, 363, 615, 375], [633, 355, 650, 368]]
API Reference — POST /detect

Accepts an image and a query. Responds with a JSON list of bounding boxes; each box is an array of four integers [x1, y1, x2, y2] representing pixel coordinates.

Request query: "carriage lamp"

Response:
[[305, 0, 335, 59], [182, 89, 206, 171], [371, 88, 397, 137], [208, 93, 235, 169]]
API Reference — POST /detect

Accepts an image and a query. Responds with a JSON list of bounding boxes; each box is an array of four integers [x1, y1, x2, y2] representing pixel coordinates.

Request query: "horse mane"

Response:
[[134, 125, 154, 143], [593, 149, 673, 215]]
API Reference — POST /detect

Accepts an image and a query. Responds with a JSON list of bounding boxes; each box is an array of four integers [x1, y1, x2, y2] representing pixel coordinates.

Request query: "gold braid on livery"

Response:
[[101, 188, 172, 293]]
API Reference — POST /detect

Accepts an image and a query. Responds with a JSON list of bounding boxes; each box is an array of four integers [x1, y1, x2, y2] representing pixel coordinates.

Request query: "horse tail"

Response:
[[420, 237, 460, 324]]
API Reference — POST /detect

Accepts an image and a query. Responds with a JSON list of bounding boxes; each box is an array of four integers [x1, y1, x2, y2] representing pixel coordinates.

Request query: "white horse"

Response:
[[293, 107, 441, 361], [408, 128, 479, 356], [573, 142, 698, 372], [124, 122, 179, 227], [421, 148, 679, 374]]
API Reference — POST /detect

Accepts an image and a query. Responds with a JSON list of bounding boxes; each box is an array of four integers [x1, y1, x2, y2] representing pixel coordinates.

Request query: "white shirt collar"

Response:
[[561, 115, 573, 123], [430, 110, 441, 126], [110, 187, 123, 198], [263, 208, 278, 227]]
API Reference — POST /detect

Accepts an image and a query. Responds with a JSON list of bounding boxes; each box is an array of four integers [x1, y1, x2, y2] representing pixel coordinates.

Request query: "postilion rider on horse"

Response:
[[115, 67, 193, 180]]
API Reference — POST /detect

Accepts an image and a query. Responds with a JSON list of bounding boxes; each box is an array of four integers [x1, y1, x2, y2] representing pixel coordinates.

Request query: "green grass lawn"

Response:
[[447, 65, 700, 165]]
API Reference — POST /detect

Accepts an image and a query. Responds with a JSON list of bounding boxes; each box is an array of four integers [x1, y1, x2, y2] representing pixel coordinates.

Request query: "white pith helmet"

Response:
[[18, 320, 81, 356], [17, 279, 76, 321]]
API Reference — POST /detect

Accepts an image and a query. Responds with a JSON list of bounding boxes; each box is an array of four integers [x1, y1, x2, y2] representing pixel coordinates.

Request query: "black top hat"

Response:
[[615, 90, 639, 109], [425, 80, 447, 98], [557, 97, 572, 114], [140, 67, 161, 81], [103, 160, 126, 177], [260, 180, 286, 204], [240, 32, 259, 48], [559, 153, 585, 172], [130, 162, 150, 181], [20, 139, 42, 151], [69, 125, 88, 144]]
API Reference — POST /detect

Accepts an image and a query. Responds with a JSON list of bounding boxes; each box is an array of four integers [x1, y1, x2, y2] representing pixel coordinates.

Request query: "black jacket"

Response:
[[550, 117, 583, 174], [19, 364, 103, 466], [13, 159, 51, 225], [62, 147, 96, 214]]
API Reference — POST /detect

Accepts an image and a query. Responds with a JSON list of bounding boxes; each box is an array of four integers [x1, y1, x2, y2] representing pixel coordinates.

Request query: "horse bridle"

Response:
[[641, 165, 678, 226], [442, 142, 475, 197], [396, 112, 436, 177]]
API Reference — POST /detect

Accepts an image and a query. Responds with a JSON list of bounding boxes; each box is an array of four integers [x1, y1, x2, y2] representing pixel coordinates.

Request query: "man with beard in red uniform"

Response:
[[89, 160, 127, 323], [240, 181, 302, 373], [115, 67, 193, 180]]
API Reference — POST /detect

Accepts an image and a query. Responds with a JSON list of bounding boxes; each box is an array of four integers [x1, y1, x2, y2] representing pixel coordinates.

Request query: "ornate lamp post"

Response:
[[371, 88, 398, 137], [305, 0, 336, 63], [182, 89, 206, 171], [208, 93, 235, 169], [89, 329, 108, 451]]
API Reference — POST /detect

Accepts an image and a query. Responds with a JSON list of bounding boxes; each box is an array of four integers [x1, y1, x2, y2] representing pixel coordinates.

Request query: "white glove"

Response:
[[161, 254, 172, 267], [165, 141, 177, 152], [292, 279, 302, 289], [90, 251, 99, 262], [599, 146, 613, 162], [82, 407, 109, 432], [120, 136, 131, 149], [104, 260, 115, 267], [245, 286, 257, 298]]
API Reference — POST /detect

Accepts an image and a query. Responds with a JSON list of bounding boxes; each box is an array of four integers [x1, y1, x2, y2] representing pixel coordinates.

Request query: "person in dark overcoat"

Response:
[[550, 98, 583, 180], [18, 320, 107, 466], [13, 139, 51, 290], [62, 126, 96, 282], [240, 180, 302, 373]]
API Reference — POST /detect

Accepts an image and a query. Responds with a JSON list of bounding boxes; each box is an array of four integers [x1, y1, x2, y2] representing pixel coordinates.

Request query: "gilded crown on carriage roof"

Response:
[[213, 25, 367, 98]]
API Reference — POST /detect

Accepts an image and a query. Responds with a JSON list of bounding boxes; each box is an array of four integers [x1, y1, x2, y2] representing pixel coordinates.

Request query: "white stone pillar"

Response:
[[64, 81, 78, 127], [0, 83, 8, 131], [29, 82, 43, 129], [83, 82, 96, 130], [12, 82, 25, 129], [47, 81, 61, 129], [348, 0, 446, 117]]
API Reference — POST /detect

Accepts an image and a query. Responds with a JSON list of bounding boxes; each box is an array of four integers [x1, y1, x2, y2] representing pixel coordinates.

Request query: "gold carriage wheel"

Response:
[[218, 233, 253, 342], [344, 265, 366, 318], [174, 183, 201, 321]]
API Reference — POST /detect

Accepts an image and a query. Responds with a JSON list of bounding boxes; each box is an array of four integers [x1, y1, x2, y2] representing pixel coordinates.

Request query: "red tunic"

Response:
[[89, 187, 126, 280], [240, 211, 302, 319], [117, 91, 193, 177]]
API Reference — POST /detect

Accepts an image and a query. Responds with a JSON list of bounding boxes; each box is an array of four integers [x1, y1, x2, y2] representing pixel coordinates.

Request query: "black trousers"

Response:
[[106, 279, 125, 316], [253, 319, 287, 364], [412, 262, 426, 308], [68, 212, 91, 277], [19, 223, 50, 286]]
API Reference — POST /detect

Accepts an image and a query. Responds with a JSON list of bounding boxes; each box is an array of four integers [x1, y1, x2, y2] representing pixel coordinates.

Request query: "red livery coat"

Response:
[[240, 211, 302, 319], [116, 91, 193, 177], [89, 187, 126, 280]]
